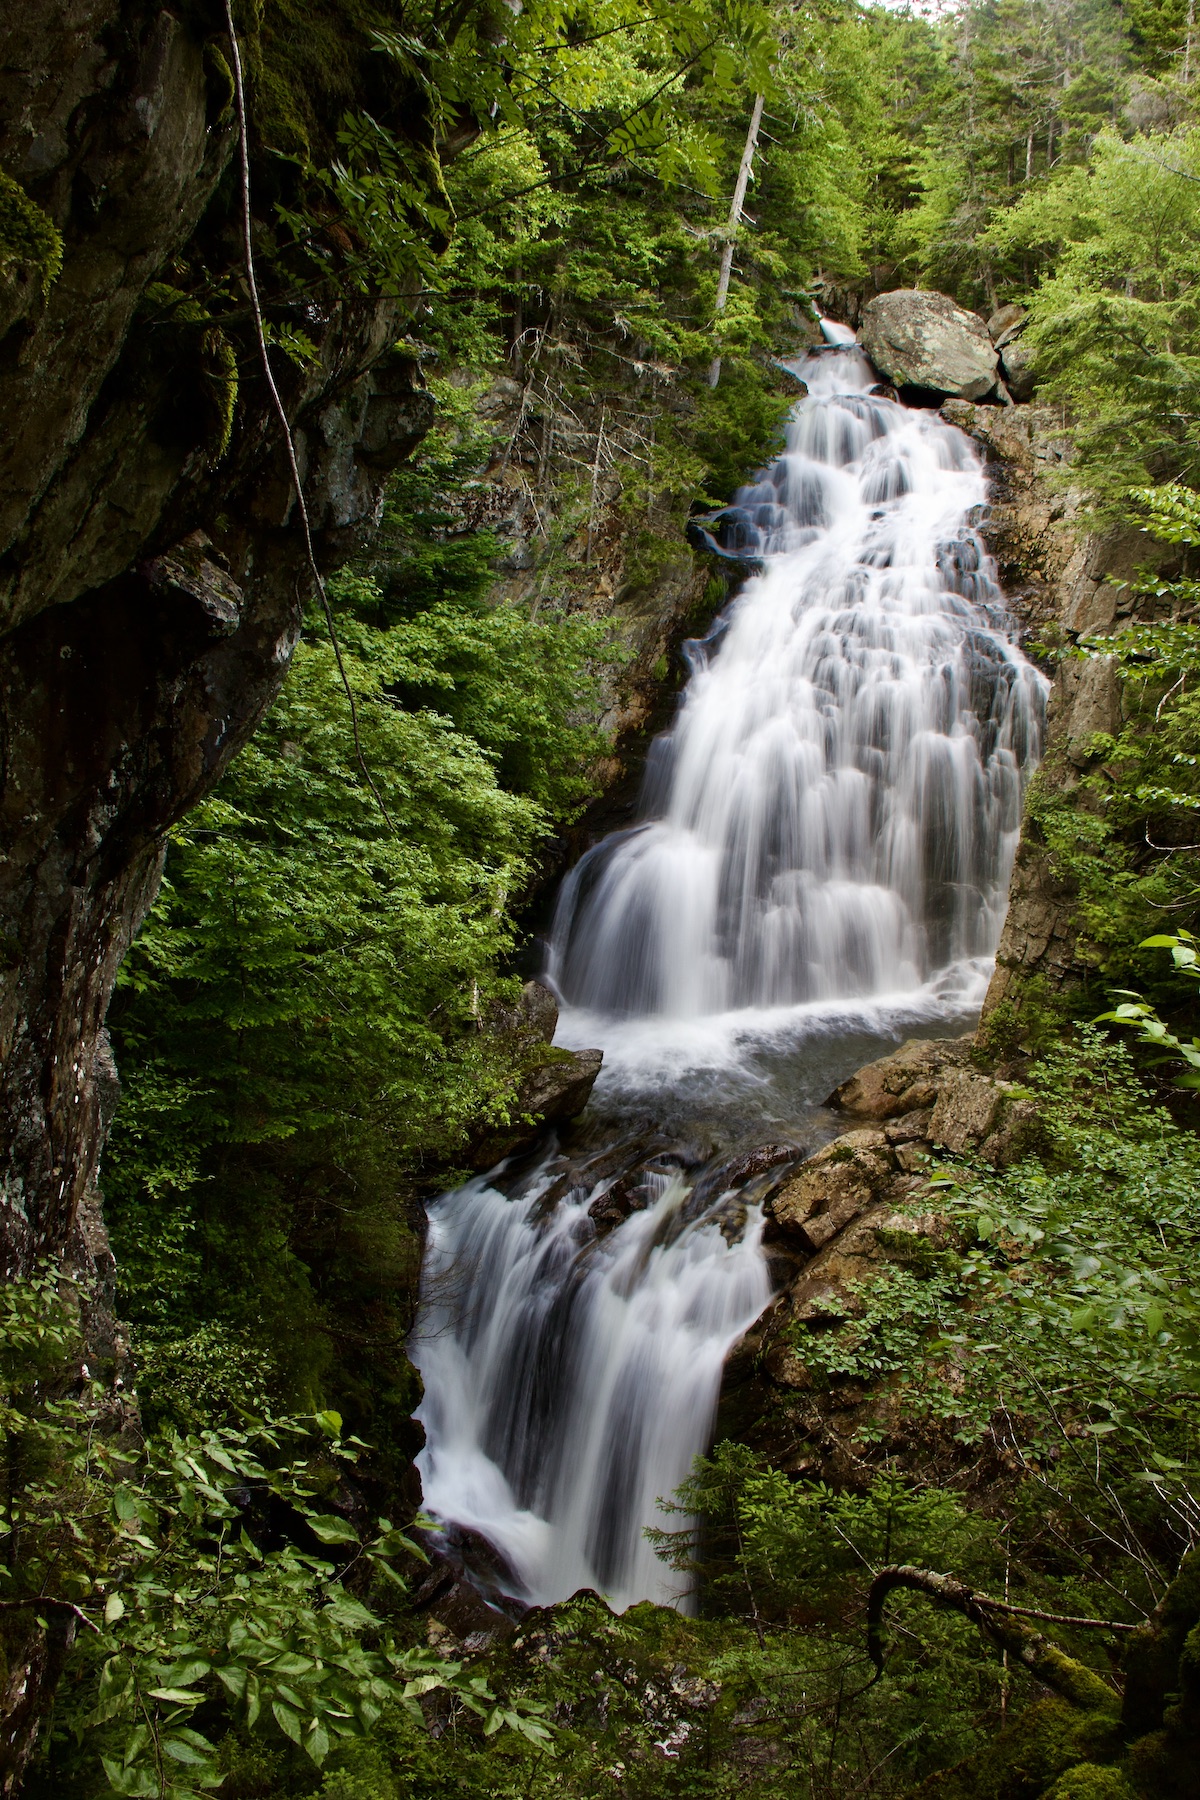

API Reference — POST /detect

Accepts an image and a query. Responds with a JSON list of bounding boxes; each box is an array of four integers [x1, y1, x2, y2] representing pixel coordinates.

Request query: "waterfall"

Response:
[[413, 1162, 771, 1611], [547, 345, 1044, 1017], [413, 335, 1047, 1615]]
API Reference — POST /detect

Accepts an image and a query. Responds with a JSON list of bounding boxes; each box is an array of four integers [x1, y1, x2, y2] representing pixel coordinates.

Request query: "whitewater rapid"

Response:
[[412, 332, 1047, 1614]]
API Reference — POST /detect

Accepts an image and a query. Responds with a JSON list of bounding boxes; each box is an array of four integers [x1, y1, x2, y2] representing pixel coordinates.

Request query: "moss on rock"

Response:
[[138, 285, 239, 463], [0, 169, 63, 299], [1042, 1766, 1137, 1800], [909, 1698, 1124, 1800]]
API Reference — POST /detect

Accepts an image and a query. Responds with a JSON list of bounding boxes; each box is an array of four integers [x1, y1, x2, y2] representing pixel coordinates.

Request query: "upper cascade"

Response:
[[547, 339, 1047, 1021]]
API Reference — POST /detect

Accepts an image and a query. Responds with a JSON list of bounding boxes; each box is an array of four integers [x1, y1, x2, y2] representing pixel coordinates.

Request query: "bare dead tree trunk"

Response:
[[585, 404, 606, 567], [708, 93, 765, 390]]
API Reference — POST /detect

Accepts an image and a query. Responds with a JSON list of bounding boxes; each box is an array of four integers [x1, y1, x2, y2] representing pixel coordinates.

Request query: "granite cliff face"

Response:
[[0, 3, 435, 1286]]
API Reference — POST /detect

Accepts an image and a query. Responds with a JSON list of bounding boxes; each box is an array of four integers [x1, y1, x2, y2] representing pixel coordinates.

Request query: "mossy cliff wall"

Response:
[[0, 1, 437, 1283]]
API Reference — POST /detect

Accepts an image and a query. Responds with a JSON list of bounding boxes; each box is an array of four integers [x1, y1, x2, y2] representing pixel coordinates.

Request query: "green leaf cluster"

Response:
[[0, 1271, 547, 1800], [104, 444, 612, 1455]]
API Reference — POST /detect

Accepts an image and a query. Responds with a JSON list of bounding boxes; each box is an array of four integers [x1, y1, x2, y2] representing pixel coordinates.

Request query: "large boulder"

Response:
[[769, 1128, 896, 1250], [829, 1037, 971, 1119], [861, 290, 999, 400]]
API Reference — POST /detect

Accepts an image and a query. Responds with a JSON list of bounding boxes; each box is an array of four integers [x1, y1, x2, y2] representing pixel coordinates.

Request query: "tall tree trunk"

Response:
[[708, 93, 765, 390]]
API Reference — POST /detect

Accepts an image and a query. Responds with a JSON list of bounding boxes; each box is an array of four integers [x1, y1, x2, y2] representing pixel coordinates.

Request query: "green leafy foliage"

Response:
[[991, 130, 1200, 493], [1097, 930, 1200, 1082], [47, 5, 1200, 1799], [0, 1272, 546, 1800], [104, 444, 612, 1452]]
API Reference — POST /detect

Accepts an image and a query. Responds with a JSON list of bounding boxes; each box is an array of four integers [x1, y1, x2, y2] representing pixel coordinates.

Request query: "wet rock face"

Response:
[[770, 1128, 895, 1250], [932, 400, 1185, 1020], [829, 1036, 971, 1120], [861, 290, 999, 401], [0, 4, 434, 1277]]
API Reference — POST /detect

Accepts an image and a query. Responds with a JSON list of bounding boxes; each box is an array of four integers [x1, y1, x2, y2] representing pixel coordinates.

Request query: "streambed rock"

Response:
[[861, 290, 999, 400], [718, 1031, 1045, 1479], [828, 1035, 1039, 1166], [828, 1035, 971, 1119], [768, 1128, 895, 1251]]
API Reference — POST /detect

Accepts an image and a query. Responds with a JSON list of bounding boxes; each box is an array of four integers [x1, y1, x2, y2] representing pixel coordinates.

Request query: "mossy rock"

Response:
[[913, 1553, 1200, 1800], [0, 168, 63, 334], [0, 169, 62, 290], [137, 284, 238, 462], [1043, 1767, 1137, 1800], [908, 1699, 1122, 1800], [1122, 1549, 1200, 1738], [255, 0, 421, 161]]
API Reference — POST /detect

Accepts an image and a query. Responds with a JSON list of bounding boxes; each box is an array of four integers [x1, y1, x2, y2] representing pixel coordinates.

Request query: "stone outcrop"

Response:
[[987, 304, 1026, 343], [770, 1127, 895, 1251], [933, 400, 1182, 1019], [829, 1035, 971, 1119], [828, 1037, 1039, 1165], [861, 290, 999, 400], [0, 5, 460, 1772], [718, 1034, 1045, 1479], [471, 982, 602, 1167], [1000, 334, 1037, 401]]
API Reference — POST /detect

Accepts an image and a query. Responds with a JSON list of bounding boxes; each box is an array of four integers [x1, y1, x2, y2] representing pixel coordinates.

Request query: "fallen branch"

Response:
[[867, 1565, 1128, 1710]]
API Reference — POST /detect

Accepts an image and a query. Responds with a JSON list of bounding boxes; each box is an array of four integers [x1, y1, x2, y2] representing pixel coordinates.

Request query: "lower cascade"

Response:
[[412, 333, 1048, 1613]]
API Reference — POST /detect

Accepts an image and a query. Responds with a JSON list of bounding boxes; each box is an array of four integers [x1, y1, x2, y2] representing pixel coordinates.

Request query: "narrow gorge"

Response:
[[413, 329, 1047, 1614]]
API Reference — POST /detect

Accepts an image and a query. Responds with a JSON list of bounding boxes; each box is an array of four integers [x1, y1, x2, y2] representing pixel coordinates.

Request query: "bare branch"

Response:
[[867, 1564, 1127, 1711]]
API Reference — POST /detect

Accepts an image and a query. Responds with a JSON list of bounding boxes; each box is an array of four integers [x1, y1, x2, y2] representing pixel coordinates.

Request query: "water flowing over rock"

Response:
[[861, 290, 1000, 401], [547, 347, 1044, 1014], [413, 1157, 772, 1611], [413, 336, 1047, 1617]]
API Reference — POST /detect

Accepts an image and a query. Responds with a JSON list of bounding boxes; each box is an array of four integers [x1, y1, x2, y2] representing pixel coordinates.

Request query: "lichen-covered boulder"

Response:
[[988, 303, 1027, 343], [861, 290, 999, 400], [769, 1128, 895, 1250]]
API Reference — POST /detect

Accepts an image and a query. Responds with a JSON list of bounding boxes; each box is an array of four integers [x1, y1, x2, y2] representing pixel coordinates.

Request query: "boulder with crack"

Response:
[[861, 290, 999, 400]]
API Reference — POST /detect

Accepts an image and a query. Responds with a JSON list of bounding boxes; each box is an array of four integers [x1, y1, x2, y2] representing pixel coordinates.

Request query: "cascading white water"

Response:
[[547, 345, 1045, 1016], [413, 335, 1047, 1615], [413, 1162, 771, 1611]]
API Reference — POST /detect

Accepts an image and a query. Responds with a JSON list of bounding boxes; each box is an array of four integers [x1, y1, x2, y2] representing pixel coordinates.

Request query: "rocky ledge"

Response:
[[468, 980, 602, 1170], [719, 1034, 1040, 1484]]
